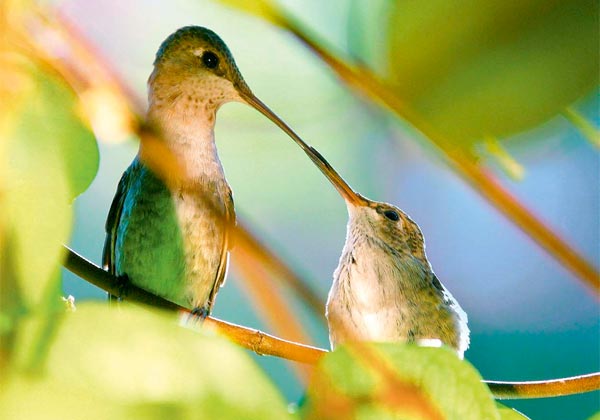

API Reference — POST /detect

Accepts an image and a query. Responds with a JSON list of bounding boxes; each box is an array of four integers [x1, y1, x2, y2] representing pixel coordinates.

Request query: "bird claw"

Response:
[[109, 274, 130, 302], [187, 306, 210, 324]]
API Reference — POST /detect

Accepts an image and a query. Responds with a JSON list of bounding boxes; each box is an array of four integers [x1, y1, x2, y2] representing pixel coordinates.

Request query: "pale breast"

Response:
[[327, 250, 408, 347], [326, 244, 466, 357], [172, 177, 231, 308]]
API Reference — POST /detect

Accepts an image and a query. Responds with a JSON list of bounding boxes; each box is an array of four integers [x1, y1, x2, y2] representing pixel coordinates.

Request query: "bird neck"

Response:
[[146, 92, 225, 182]]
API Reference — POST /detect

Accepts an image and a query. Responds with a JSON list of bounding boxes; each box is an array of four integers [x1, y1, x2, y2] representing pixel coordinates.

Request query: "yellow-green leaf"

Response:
[[1, 61, 98, 310], [497, 402, 531, 420], [216, 0, 282, 26], [10, 303, 291, 419], [302, 343, 499, 419], [0, 376, 126, 420], [351, 0, 599, 145], [388, 0, 598, 143]]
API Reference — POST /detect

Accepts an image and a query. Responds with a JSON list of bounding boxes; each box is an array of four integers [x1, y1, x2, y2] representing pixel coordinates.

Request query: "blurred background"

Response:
[[56, 0, 599, 418]]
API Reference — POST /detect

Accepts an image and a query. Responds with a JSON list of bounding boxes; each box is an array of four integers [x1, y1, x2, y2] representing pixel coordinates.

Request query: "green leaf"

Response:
[[350, 0, 599, 145], [302, 343, 499, 419], [1, 61, 98, 311], [0, 376, 127, 420], [11, 66, 99, 199], [496, 402, 531, 420], [216, 0, 282, 25], [390, 0, 598, 143], [8, 303, 291, 419]]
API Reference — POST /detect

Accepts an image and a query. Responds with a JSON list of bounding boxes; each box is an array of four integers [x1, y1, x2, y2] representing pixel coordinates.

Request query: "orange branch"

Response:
[[63, 244, 600, 400], [234, 224, 325, 323], [231, 248, 315, 382], [488, 372, 600, 400], [63, 245, 324, 365]]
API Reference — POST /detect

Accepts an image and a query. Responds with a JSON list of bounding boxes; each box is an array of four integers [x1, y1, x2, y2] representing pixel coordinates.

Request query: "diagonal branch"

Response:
[[63, 245, 600, 400], [217, 1, 599, 294], [234, 224, 325, 322], [284, 14, 600, 294]]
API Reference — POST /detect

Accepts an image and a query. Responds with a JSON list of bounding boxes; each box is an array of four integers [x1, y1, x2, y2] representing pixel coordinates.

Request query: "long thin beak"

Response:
[[241, 91, 366, 207]]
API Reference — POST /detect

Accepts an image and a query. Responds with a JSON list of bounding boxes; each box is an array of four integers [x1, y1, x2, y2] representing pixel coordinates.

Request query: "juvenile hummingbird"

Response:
[[103, 26, 316, 316], [272, 134, 470, 357]]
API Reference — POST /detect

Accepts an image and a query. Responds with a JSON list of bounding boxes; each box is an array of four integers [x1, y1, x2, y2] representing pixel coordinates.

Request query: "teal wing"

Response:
[[102, 168, 132, 276], [207, 186, 235, 311]]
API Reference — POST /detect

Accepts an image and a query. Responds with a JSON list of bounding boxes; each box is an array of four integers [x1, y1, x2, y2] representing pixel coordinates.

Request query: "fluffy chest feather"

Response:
[[326, 238, 467, 357]]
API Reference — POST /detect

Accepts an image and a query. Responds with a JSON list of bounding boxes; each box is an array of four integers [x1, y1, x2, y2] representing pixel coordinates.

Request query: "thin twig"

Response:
[[488, 373, 600, 400], [63, 245, 600, 400], [562, 107, 600, 148]]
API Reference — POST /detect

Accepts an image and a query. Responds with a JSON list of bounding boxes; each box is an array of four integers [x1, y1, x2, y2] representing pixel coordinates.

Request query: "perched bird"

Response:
[[103, 26, 313, 316], [273, 136, 470, 357]]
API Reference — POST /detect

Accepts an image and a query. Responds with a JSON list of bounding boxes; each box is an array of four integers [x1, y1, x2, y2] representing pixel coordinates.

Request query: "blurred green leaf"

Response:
[[8, 64, 99, 199], [496, 402, 531, 419], [302, 343, 499, 419], [216, 0, 281, 24], [388, 0, 599, 143], [1, 61, 98, 310], [351, 0, 599, 144], [587, 412, 600, 420], [8, 303, 291, 419], [347, 0, 392, 71], [0, 376, 127, 420]]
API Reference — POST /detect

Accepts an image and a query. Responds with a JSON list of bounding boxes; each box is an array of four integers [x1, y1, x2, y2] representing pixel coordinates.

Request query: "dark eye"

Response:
[[383, 210, 400, 221], [202, 51, 219, 69]]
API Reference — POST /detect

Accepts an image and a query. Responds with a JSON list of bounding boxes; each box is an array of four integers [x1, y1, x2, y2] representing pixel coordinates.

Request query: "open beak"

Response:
[[241, 91, 366, 207]]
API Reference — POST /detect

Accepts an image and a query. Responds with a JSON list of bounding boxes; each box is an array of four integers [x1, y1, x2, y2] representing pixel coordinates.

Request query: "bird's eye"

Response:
[[202, 51, 219, 69], [383, 210, 400, 221]]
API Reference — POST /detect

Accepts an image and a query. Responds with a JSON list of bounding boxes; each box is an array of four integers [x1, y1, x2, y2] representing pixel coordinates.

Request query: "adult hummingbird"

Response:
[[272, 135, 470, 357], [103, 26, 315, 316]]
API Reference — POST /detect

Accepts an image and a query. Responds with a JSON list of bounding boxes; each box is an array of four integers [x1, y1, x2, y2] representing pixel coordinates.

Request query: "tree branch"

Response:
[[62, 245, 600, 400], [487, 373, 600, 400], [63, 245, 324, 365]]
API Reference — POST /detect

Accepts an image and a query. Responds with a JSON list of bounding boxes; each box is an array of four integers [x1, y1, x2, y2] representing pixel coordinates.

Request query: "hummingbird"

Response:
[[103, 26, 316, 316], [270, 133, 470, 357]]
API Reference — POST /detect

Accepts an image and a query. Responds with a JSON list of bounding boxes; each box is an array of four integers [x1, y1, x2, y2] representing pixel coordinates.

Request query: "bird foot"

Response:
[[109, 274, 130, 302], [187, 306, 210, 324]]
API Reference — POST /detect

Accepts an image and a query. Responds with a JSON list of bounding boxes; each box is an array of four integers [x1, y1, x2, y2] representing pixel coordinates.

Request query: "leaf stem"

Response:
[[562, 107, 600, 148]]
